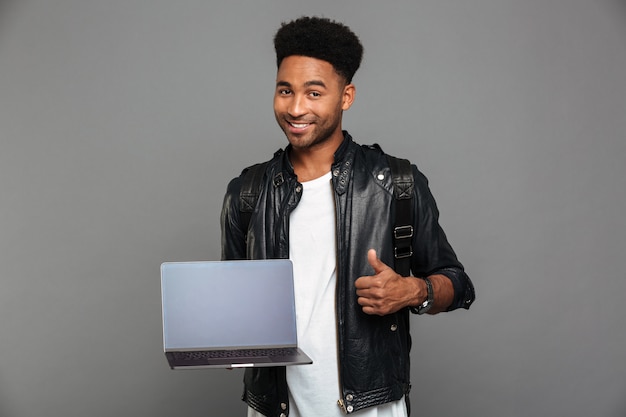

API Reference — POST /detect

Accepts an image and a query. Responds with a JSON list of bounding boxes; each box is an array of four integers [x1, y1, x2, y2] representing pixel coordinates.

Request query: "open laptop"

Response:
[[160, 259, 313, 369]]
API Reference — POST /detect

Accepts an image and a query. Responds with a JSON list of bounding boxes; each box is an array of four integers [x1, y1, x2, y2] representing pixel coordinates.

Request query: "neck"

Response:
[[289, 134, 343, 182], [290, 149, 333, 182]]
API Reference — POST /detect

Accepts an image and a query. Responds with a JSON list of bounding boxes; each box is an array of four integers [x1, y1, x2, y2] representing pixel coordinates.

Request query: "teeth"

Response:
[[290, 123, 309, 128]]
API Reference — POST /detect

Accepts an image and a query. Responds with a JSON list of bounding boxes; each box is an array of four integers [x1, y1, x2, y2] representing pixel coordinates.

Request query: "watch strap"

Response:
[[411, 277, 433, 315]]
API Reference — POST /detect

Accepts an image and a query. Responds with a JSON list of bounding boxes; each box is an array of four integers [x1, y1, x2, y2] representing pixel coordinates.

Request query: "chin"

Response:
[[283, 131, 316, 149], [287, 138, 314, 150]]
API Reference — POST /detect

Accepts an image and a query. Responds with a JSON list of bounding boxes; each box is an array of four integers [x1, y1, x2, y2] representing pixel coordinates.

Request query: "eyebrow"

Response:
[[304, 80, 327, 88], [275, 80, 327, 89]]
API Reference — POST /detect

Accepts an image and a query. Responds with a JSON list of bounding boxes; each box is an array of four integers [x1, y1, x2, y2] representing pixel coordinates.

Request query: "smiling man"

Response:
[[273, 55, 353, 181], [220, 16, 475, 417]]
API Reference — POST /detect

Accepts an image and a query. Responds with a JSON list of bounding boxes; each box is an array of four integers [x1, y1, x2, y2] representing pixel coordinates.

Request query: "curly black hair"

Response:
[[274, 16, 364, 83]]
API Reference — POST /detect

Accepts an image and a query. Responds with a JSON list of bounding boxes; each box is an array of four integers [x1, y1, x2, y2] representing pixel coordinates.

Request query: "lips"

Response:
[[286, 120, 313, 133]]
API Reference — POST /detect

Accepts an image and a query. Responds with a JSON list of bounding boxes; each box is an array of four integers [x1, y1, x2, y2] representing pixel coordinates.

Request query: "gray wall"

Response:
[[1, 1, 625, 416]]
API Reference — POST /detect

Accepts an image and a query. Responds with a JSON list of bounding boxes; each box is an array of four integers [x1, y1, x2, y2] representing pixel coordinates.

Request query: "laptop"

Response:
[[160, 259, 313, 369]]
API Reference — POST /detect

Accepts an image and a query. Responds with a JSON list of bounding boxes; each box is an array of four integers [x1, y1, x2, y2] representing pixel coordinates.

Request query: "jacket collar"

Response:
[[279, 130, 356, 195], [331, 131, 356, 195]]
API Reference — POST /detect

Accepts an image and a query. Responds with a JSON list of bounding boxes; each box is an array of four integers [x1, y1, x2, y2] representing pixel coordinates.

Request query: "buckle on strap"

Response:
[[394, 225, 414, 239], [394, 245, 413, 259]]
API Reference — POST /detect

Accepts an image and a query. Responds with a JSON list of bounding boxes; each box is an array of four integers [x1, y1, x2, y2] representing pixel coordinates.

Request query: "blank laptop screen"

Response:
[[161, 260, 298, 350]]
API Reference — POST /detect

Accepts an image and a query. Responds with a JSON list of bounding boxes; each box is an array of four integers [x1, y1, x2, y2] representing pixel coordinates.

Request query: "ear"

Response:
[[341, 83, 356, 111]]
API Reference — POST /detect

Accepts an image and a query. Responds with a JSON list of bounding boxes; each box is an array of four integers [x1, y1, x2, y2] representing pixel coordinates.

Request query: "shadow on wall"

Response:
[[611, 0, 626, 23], [0, 0, 17, 16], [0, 0, 18, 36], [0, 384, 11, 417]]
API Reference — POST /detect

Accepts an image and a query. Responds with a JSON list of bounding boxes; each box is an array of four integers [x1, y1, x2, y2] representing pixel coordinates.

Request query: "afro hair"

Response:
[[274, 16, 364, 83]]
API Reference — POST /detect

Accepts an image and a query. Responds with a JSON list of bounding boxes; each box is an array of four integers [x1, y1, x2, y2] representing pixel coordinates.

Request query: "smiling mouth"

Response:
[[288, 122, 311, 129]]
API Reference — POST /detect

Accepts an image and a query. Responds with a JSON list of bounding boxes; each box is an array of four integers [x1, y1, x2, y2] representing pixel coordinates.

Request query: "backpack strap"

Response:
[[238, 161, 269, 240], [385, 155, 414, 277]]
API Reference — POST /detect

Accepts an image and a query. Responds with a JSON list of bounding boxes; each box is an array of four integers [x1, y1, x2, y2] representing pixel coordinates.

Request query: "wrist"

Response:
[[410, 277, 433, 315]]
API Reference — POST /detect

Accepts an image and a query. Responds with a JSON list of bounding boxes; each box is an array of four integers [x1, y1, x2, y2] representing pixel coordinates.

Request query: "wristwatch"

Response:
[[413, 277, 433, 315]]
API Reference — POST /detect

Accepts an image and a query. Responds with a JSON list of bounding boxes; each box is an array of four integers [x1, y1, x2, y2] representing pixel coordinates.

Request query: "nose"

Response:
[[287, 94, 307, 118]]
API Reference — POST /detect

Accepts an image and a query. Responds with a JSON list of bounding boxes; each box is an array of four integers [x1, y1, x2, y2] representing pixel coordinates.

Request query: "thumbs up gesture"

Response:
[[354, 249, 423, 316]]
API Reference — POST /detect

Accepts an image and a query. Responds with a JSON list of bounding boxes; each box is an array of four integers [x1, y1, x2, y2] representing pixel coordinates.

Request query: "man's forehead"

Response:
[[276, 56, 343, 85]]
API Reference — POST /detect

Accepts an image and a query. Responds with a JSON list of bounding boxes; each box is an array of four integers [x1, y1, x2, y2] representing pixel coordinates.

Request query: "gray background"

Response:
[[1, 0, 625, 416]]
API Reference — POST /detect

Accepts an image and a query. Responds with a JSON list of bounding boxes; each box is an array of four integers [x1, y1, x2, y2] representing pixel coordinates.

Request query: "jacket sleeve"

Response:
[[220, 175, 248, 261], [410, 165, 475, 311]]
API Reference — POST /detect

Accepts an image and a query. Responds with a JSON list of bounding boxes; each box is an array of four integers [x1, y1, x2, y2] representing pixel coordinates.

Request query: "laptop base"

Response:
[[166, 347, 312, 369]]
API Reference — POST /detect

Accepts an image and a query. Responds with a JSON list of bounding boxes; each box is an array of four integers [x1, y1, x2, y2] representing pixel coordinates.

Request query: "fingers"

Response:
[[357, 249, 406, 316], [356, 249, 390, 289], [367, 248, 390, 274]]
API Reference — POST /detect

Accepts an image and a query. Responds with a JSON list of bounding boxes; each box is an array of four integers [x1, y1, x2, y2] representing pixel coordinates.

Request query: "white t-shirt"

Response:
[[248, 172, 406, 417]]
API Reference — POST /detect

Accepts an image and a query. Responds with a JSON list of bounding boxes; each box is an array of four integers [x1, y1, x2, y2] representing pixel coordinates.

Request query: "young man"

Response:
[[221, 16, 475, 417]]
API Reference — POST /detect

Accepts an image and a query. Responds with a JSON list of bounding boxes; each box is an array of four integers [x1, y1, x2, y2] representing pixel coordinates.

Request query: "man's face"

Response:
[[274, 55, 355, 151]]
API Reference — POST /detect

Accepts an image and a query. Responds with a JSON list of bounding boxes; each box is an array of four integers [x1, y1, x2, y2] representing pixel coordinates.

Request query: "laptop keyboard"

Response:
[[171, 347, 298, 361]]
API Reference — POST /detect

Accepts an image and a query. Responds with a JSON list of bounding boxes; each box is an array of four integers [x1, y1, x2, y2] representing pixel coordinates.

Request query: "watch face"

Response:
[[417, 302, 431, 315]]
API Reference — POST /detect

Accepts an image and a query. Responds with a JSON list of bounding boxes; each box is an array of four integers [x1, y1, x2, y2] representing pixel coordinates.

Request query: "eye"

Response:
[[309, 91, 321, 98], [278, 89, 292, 95]]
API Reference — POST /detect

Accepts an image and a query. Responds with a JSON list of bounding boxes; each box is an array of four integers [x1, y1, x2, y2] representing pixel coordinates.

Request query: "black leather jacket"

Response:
[[220, 132, 475, 416]]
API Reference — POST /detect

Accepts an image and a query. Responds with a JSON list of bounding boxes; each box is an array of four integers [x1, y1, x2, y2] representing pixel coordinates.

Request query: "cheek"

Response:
[[316, 101, 340, 117]]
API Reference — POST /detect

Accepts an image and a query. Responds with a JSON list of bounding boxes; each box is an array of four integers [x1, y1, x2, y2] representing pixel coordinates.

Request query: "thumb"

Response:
[[367, 249, 389, 274]]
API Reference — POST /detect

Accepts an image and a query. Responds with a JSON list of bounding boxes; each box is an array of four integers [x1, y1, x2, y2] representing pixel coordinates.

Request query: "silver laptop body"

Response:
[[161, 259, 313, 369]]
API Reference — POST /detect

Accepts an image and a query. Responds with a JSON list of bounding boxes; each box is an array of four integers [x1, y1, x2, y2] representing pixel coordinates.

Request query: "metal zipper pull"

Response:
[[337, 398, 347, 414]]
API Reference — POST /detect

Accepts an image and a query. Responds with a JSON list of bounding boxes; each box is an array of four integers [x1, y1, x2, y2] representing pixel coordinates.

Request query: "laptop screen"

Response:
[[161, 260, 298, 350]]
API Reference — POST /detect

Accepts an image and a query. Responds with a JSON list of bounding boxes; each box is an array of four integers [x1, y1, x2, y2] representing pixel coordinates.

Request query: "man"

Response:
[[221, 16, 475, 417]]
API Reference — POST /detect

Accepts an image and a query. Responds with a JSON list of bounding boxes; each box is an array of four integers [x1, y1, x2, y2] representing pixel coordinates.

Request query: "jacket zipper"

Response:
[[332, 180, 348, 414]]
